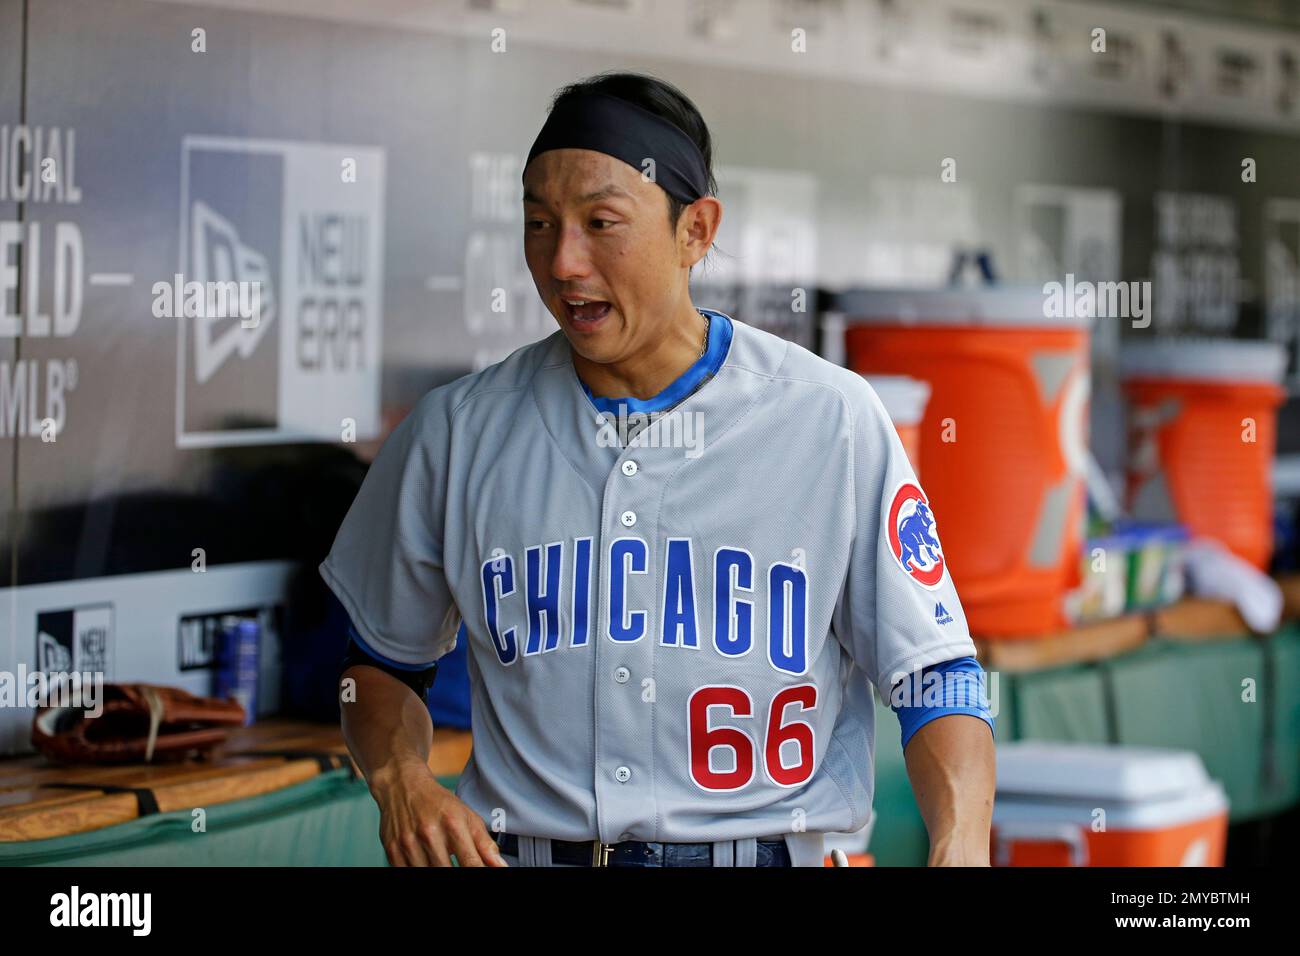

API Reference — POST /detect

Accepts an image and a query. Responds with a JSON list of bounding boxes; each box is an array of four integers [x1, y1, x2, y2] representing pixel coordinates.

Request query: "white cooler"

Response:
[[992, 741, 1228, 866]]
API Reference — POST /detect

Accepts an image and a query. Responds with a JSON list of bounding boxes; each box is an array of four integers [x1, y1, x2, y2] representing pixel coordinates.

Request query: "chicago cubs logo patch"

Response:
[[887, 482, 945, 589]]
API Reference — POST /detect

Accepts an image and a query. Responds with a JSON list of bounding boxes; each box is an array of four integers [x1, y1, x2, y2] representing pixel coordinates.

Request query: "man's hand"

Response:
[[340, 663, 508, 867], [370, 760, 508, 867]]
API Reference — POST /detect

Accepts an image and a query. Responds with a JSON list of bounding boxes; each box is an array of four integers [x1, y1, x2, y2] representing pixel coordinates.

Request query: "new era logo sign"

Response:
[[36, 605, 114, 675], [934, 602, 954, 625], [189, 199, 279, 384], [177, 137, 386, 447]]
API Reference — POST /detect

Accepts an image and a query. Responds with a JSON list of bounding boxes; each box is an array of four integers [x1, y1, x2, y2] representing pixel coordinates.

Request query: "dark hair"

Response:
[[547, 71, 721, 275]]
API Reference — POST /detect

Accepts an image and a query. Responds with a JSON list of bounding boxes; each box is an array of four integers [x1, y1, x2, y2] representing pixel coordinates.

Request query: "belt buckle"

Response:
[[591, 841, 615, 867]]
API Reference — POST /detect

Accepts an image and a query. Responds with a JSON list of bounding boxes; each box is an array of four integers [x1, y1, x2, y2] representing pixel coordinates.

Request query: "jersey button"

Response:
[[620, 510, 637, 527], [614, 666, 630, 684], [614, 766, 632, 783], [621, 460, 638, 477]]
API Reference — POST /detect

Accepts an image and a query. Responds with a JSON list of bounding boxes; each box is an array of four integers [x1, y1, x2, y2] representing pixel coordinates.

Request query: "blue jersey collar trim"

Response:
[[582, 308, 734, 416]]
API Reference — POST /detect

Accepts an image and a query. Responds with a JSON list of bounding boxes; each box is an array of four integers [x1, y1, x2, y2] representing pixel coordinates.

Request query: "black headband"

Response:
[[523, 91, 710, 204]]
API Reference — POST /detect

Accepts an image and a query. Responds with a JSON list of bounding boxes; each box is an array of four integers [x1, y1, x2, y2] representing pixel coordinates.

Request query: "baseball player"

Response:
[[322, 71, 995, 868]]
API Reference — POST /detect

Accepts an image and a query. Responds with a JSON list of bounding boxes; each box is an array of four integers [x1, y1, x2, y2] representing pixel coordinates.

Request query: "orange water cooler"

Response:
[[992, 742, 1228, 866], [1121, 339, 1286, 570], [838, 289, 1091, 637]]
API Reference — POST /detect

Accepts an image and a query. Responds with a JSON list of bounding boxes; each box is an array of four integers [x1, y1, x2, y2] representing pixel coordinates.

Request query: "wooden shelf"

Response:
[[973, 573, 1300, 673], [0, 718, 472, 843]]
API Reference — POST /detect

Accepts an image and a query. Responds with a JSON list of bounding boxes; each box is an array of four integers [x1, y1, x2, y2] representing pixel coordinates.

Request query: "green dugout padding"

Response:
[[1104, 638, 1267, 822], [1261, 626, 1300, 816], [1008, 665, 1110, 744], [0, 770, 459, 867], [990, 671, 1016, 742]]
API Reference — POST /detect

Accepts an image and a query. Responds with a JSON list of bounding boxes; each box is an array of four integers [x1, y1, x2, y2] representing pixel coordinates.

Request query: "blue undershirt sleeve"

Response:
[[887, 655, 995, 751]]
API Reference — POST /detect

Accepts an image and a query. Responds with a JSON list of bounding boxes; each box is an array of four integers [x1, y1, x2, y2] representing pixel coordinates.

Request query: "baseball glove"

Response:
[[31, 683, 247, 764]]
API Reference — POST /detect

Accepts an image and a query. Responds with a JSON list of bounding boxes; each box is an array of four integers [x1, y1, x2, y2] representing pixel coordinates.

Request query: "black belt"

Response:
[[495, 832, 792, 867]]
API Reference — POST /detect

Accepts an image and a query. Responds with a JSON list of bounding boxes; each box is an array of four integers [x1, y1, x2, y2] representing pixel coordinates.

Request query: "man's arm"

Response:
[[318, 390, 488, 867], [340, 661, 434, 789], [341, 663, 506, 868], [836, 379, 993, 864], [903, 714, 995, 866]]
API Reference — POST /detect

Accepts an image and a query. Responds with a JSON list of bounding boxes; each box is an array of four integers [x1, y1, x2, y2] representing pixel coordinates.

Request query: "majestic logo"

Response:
[[887, 482, 946, 589], [934, 602, 954, 625], [177, 136, 386, 448]]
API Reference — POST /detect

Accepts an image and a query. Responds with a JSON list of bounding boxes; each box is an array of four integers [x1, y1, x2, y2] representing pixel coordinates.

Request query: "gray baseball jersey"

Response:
[[320, 312, 977, 865]]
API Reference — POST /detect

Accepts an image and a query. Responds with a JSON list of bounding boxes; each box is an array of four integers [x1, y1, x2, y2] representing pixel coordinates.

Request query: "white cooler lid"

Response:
[[996, 740, 1211, 802], [993, 783, 1227, 831], [1119, 337, 1286, 385], [834, 287, 1091, 328], [862, 375, 931, 427]]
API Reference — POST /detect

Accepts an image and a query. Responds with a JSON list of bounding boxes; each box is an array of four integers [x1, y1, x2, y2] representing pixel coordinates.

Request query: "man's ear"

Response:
[[679, 196, 722, 270]]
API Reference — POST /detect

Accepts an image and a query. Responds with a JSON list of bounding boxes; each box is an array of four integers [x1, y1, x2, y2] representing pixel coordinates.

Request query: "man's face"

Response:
[[522, 149, 693, 364]]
